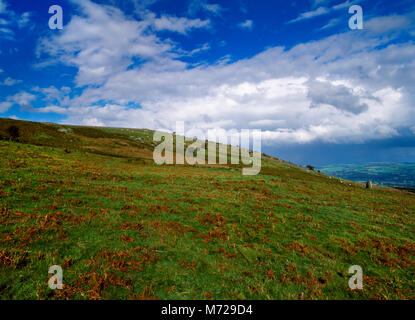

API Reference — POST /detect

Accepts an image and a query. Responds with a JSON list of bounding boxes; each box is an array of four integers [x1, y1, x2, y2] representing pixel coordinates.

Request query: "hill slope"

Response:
[[0, 118, 414, 300]]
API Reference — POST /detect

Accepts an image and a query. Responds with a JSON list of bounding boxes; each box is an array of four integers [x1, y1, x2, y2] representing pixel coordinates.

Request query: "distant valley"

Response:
[[319, 162, 415, 190]]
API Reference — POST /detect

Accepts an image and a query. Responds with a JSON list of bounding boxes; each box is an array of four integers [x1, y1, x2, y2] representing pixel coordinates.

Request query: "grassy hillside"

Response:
[[0, 118, 414, 300]]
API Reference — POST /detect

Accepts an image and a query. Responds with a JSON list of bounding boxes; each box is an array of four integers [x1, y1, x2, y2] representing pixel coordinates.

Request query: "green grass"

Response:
[[0, 118, 415, 300]]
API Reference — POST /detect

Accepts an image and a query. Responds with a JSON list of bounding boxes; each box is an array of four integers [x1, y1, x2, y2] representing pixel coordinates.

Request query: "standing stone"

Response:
[[366, 181, 373, 189]]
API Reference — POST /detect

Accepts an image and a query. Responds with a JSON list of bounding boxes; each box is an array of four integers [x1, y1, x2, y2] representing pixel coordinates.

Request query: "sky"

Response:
[[0, 0, 414, 166]]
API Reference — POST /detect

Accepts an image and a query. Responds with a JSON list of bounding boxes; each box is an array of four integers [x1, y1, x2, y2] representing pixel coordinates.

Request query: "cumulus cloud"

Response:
[[21, 2, 415, 145], [31, 86, 72, 107], [0, 91, 36, 112], [238, 20, 253, 30], [37, 1, 173, 85], [36, 0, 209, 86], [10, 92, 36, 107]]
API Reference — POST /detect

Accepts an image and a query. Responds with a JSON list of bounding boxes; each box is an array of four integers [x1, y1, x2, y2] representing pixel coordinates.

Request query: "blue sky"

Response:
[[1, 0, 415, 165]]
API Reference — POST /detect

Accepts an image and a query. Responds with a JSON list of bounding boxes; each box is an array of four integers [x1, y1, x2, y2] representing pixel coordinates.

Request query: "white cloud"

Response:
[[365, 14, 414, 33], [186, 43, 211, 56], [321, 17, 342, 29], [28, 86, 72, 111], [0, 101, 12, 113], [288, 1, 353, 23], [37, 1, 174, 86], [151, 15, 210, 34], [249, 119, 286, 127], [289, 7, 329, 23], [28, 3, 415, 145], [312, 0, 330, 8], [238, 20, 253, 30], [0, 26, 13, 37], [203, 3, 223, 16], [36, 106, 68, 114], [0, 91, 36, 113], [9, 92, 36, 107], [188, 0, 224, 17], [0, 77, 22, 86], [37, 0, 209, 86], [0, 0, 32, 39], [17, 12, 31, 28], [332, 1, 353, 10]]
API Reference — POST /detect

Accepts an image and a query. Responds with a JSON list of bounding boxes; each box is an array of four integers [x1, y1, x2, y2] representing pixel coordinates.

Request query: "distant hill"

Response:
[[319, 162, 415, 190]]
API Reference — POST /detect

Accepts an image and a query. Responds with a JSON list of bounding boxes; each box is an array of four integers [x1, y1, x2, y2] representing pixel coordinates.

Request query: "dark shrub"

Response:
[[7, 126, 20, 141], [306, 165, 315, 171]]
